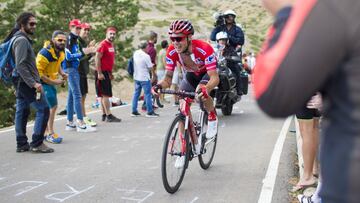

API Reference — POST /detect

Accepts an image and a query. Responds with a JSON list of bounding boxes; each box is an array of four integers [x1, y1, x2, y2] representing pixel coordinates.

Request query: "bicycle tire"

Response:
[[161, 115, 190, 193], [198, 111, 218, 169]]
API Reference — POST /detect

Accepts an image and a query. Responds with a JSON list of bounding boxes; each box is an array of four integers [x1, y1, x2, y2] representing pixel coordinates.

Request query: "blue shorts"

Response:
[[43, 84, 58, 108]]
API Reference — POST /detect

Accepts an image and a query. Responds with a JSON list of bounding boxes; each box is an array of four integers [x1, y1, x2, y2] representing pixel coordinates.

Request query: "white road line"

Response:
[[0, 103, 131, 134], [257, 116, 293, 203], [0, 95, 173, 134], [189, 197, 199, 203]]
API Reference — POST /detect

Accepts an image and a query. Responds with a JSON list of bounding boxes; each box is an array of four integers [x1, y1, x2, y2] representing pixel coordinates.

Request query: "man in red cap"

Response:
[[78, 22, 97, 127], [64, 19, 97, 133], [95, 26, 121, 122]]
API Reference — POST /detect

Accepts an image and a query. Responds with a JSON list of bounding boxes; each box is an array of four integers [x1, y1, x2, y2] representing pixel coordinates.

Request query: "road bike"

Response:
[[160, 89, 218, 193]]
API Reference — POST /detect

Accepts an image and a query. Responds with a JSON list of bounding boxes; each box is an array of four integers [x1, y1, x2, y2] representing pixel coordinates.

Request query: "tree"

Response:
[[0, 0, 26, 128], [35, 0, 139, 72]]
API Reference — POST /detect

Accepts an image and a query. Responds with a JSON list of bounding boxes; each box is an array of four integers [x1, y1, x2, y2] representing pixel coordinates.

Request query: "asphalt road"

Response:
[[0, 92, 295, 203]]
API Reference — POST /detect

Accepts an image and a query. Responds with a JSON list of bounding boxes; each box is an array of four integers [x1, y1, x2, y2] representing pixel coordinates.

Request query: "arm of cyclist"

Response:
[[153, 70, 173, 94], [253, 1, 347, 117]]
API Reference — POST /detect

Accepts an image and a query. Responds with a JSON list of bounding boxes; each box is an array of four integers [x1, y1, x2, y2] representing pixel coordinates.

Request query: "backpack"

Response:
[[127, 56, 134, 77], [0, 37, 18, 84]]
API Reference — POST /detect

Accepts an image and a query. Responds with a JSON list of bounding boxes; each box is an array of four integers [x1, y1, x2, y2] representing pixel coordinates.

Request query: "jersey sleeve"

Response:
[[203, 43, 217, 71], [165, 45, 177, 72], [253, 1, 346, 117]]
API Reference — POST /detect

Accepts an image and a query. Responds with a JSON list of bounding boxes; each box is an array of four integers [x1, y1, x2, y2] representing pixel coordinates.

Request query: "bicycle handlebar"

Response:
[[160, 89, 196, 99]]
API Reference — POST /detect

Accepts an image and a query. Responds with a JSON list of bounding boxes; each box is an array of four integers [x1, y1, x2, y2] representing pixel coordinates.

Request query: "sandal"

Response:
[[292, 182, 317, 192]]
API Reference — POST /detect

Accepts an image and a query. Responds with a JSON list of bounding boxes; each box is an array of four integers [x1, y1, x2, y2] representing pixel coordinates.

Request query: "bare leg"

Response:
[[102, 96, 111, 115], [297, 119, 317, 186], [81, 95, 87, 117], [47, 106, 57, 134]]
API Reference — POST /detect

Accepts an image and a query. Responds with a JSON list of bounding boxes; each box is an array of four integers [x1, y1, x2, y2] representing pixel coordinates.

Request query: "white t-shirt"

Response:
[[133, 49, 153, 81]]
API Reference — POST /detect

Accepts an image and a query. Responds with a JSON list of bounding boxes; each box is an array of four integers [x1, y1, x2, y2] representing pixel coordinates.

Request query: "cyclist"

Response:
[[153, 19, 220, 159]]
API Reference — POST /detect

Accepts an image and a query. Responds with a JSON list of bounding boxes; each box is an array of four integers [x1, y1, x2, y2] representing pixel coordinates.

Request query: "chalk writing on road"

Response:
[[0, 181, 48, 196], [45, 184, 95, 202], [116, 188, 154, 203]]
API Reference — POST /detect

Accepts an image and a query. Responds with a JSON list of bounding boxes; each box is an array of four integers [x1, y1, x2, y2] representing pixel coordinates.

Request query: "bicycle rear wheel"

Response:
[[161, 115, 190, 193], [198, 111, 217, 169]]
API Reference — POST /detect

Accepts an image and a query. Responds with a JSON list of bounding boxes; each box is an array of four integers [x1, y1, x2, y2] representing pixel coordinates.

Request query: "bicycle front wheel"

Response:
[[198, 111, 217, 169], [161, 115, 190, 193]]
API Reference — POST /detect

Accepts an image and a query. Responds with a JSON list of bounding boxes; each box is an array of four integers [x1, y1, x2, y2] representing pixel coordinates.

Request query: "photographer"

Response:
[[210, 10, 245, 51]]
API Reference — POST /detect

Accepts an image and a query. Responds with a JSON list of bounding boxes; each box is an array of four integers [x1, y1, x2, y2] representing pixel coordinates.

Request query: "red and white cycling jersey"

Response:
[[165, 39, 217, 75]]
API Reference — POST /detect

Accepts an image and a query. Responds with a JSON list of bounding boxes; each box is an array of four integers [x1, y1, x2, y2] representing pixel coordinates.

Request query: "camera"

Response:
[[213, 12, 225, 27]]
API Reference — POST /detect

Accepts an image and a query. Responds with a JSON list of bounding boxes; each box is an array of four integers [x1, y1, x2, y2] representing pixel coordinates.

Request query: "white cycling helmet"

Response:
[[224, 9, 237, 17], [216, 31, 228, 41]]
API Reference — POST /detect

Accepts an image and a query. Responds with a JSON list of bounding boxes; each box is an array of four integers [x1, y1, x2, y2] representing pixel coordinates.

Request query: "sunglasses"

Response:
[[54, 38, 66, 43], [225, 14, 235, 18], [170, 36, 186, 42], [28, 22, 37, 27]]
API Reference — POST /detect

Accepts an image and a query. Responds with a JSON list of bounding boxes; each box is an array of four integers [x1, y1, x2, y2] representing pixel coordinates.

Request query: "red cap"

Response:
[[106, 26, 117, 33], [69, 19, 82, 27], [81, 23, 91, 30]]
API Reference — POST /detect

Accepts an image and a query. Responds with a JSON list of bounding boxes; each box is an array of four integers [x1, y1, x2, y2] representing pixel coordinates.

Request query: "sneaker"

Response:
[[102, 114, 106, 122], [84, 117, 97, 127], [16, 143, 30, 153], [131, 112, 141, 117], [30, 143, 54, 153], [206, 111, 218, 139], [146, 112, 159, 118], [65, 122, 76, 131], [174, 156, 185, 169], [45, 133, 63, 144], [297, 194, 315, 203], [77, 124, 97, 133], [106, 114, 122, 122]]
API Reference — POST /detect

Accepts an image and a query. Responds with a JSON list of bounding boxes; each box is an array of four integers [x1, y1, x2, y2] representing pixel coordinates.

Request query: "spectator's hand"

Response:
[[109, 72, 114, 80], [54, 79, 65, 86], [152, 84, 162, 96], [88, 40, 96, 47], [98, 72, 105, 80], [262, 0, 295, 16], [307, 93, 322, 110], [61, 73, 68, 81], [34, 82, 43, 93]]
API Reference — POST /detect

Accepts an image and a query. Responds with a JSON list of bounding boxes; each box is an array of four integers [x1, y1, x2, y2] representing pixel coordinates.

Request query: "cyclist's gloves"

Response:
[[152, 84, 162, 95], [197, 86, 209, 99]]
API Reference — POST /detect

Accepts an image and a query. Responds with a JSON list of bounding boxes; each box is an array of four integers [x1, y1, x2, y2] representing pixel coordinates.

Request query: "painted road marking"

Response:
[[257, 116, 292, 203]]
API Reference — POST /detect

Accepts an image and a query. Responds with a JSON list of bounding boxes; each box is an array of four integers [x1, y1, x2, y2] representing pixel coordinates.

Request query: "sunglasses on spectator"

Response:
[[170, 36, 186, 42], [28, 22, 37, 27], [55, 38, 66, 43]]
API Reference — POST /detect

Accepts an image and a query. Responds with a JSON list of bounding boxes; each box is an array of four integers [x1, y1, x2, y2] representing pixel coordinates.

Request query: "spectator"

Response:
[[293, 94, 321, 192], [142, 31, 161, 111], [255, 0, 360, 202], [157, 40, 169, 103], [64, 19, 96, 132], [36, 30, 68, 144], [210, 10, 245, 51], [6, 12, 53, 153], [78, 22, 97, 127], [95, 26, 121, 122], [131, 40, 159, 117]]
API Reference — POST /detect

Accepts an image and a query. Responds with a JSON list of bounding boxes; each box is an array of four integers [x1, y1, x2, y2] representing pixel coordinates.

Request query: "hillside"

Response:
[[128, 0, 272, 53]]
